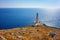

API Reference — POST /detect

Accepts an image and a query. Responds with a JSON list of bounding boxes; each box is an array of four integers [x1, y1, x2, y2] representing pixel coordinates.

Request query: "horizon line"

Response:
[[0, 7, 60, 9]]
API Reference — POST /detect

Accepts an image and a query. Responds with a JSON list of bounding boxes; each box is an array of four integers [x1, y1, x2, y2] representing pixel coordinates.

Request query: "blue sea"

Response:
[[0, 8, 60, 29]]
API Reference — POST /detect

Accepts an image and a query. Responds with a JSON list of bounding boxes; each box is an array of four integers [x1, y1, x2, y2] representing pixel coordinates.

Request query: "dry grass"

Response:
[[0, 25, 60, 40]]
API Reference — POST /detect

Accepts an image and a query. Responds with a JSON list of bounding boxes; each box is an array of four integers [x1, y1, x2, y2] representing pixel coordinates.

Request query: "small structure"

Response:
[[49, 32, 56, 40], [33, 13, 42, 26]]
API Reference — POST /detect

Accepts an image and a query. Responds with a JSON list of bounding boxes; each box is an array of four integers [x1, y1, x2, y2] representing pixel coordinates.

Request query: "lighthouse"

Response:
[[33, 13, 42, 26]]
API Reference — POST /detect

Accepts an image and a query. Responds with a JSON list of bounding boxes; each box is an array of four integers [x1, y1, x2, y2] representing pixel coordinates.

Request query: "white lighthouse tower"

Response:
[[33, 13, 42, 26]]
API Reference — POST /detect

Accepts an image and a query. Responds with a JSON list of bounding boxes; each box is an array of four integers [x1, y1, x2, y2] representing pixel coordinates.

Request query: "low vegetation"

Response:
[[0, 25, 60, 40]]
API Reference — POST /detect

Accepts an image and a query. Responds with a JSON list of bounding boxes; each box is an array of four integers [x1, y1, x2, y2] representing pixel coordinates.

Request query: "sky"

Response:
[[0, 0, 60, 8]]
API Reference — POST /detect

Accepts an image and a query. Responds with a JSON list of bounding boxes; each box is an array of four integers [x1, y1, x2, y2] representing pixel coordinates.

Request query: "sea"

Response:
[[0, 8, 60, 29]]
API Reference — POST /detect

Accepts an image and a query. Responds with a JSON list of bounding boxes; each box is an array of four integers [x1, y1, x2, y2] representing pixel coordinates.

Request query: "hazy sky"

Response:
[[0, 0, 60, 8]]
